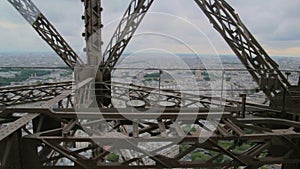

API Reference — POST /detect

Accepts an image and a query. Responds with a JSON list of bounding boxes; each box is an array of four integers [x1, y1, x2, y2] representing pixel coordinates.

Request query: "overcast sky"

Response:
[[0, 0, 299, 57]]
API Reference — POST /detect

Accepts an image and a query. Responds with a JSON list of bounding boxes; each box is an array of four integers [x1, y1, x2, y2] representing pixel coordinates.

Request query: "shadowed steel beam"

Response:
[[100, 0, 154, 78], [8, 0, 84, 69], [194, 0, 290, 104], [0, 113, 38, 141]]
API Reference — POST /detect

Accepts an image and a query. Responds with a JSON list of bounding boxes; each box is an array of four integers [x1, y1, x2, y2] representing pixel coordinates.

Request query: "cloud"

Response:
[[0, 21, 20, 29], [268, 47, 300, 57], [229, 1, 300, 41], [0, 0, 299, 57]]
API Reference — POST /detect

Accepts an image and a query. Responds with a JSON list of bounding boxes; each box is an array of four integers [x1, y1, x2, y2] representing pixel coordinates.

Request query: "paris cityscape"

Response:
[[1, 0, 300, 169], [1, 52, 299, 102], [1, 52, 299, 168]]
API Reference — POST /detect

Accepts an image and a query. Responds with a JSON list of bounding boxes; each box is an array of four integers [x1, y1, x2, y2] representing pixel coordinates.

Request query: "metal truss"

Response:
[[98, 81, 283, 115], [100, 0, 154, 78], [0, 90, 75, 168], [3, 0, 300, 168], [83, 0, 103, 66], [1, 105, 300, 168], [193, 0, 293, 106], [0, 81, 72, 107], [8, 0, 84, 69], [0, 78, 299, 168], [95, 0, 154, 106]]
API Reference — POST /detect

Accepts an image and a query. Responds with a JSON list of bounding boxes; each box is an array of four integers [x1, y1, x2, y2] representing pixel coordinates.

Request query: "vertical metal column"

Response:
[[82, 0, 109, 106], [82, 0, 103, 66]]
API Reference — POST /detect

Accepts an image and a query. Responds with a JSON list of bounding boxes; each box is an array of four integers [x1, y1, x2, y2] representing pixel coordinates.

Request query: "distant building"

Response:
[[195, 64, 203, 81]]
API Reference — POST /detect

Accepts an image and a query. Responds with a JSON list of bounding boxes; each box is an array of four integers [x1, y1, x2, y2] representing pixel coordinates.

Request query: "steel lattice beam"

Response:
[[100, 0, 154, 78], [8, 0, 84, 69], [193, 0, 291, 105], [0, 81, 72, 107], [83, 0, 103, 66]]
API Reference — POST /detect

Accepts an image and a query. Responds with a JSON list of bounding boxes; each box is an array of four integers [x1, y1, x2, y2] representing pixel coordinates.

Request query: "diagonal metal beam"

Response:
[[100, 0, 154, 78], [193, 0, 290, 104], [0, 113, 39, 141], [8, 0, 84, 69], [42, 140, 91, 169]]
